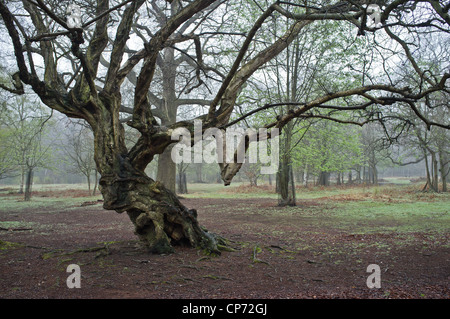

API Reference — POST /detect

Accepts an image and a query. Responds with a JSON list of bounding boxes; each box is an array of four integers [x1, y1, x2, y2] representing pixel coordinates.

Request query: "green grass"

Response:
[[0, 240, 24, 250], [183, 182, 449, 243], [0, 183, 93, 193], [182, 182, 278, 199], [182, 181, 414, 200], [181, 182, 356, 199], [296, 186, 370, 199], [0, 221, 36, 229], [330, 200, 449, 234], [381, 177, 413, 185], [0, 194, 101, 214], [0, 183, 102, 211], [183, 183, 232, 197]]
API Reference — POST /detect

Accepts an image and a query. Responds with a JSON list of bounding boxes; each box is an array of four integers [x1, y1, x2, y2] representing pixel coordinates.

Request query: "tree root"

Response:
[[251, 244, 271, 266], [100, 173, 234, 255], [40, 245, 111, 260]]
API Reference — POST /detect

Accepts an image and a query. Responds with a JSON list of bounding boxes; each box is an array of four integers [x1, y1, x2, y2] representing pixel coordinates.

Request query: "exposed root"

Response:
[[99, 170, 232, 255], [40, 245, 111, 260], [251, 243, 271, 266]]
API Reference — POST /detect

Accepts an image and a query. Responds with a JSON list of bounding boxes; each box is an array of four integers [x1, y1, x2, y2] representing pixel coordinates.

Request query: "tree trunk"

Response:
[[278, 118, 295, 206], [303, 165, 308, 187], [24, 167, 32, 201], [182, 173, 187, 194], [19, 167, 25, 194], [157, 145, 176, 192], [93, 169, 98, 196], [248, 174, 256, 186], [195, 164, 204, 183], [363, 166, 368, 184], [432, 151, 439, 192], [93, 114, 222, 255], [86, 173, 91, 195], [155, 45, 178, 193], [276, 171, 280, 193], [101, 166, 221, 254], [290, 164, 296, 203], [277, 165, 290, 202], [177, 171, 188, 194], [424, 150, 432, 191], [372, 165, 378, 185], [318, 171, 330, 186], [356, 165, 361, 183], [277, 162, 296, 206], [368, 163, 378, 185], [438, 147, 448, 192]]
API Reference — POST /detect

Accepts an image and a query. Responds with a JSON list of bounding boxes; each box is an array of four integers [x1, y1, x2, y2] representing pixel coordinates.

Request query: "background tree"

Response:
[[62, 122, 98, 195], [359, 123, 389, 185], [177, 162, 189, 194], [402, 104, 449, 192], [240, 144, 262, 187], [0, 125, 18, 180], [0, 96, 54, 200], [127, 1, 224, 192]]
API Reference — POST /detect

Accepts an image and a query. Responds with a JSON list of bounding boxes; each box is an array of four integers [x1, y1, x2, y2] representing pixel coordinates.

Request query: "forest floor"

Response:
[[0, 182, 449, 299]]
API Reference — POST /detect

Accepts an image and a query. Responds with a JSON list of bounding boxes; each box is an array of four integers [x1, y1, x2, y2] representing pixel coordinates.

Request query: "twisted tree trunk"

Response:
[[100, 168, 220, 254], [91, 104, 222, 255]]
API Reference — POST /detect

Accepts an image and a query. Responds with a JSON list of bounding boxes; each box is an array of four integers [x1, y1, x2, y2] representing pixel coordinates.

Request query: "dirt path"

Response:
[[0, 197, 448, 299]]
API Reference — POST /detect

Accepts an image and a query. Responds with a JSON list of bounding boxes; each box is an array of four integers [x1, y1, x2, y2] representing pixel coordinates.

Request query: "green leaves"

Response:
[[0, 126, 18, 179], [292, 120, 364, 175], [0, 96, 56, 175]]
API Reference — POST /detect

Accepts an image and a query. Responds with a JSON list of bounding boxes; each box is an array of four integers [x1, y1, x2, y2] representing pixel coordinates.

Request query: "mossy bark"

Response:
[[92, 106, 222, 255]]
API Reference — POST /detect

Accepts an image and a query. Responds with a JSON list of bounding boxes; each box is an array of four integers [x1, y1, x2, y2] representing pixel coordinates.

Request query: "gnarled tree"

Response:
[[1, 0, 449, 254]]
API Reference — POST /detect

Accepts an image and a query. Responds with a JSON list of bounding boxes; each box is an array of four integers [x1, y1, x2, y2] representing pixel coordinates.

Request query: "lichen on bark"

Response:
[[97, 153, 223, 255]]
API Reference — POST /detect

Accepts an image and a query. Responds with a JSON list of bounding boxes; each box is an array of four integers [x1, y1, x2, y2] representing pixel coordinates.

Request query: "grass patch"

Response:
[[0, 195, 101, 214], [181, 182, 419, 200], [0, 240, 24, 250], [183, 182, 449, 238], [182, 183, 279, 199], [329, 198, 449, 234], [0, 221, 36, 230]]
